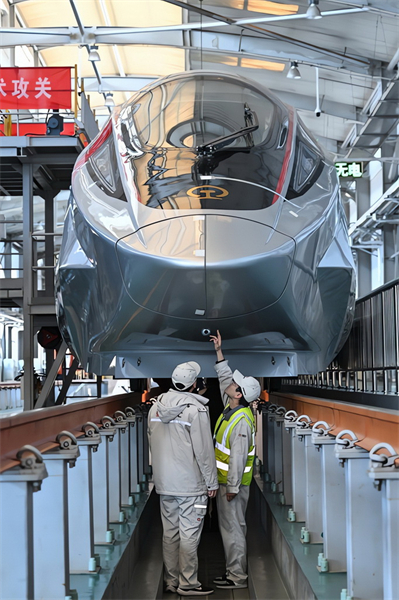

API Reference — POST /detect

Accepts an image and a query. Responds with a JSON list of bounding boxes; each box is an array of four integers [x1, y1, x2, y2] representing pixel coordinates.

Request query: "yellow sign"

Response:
[[187, 186, 229, 200]]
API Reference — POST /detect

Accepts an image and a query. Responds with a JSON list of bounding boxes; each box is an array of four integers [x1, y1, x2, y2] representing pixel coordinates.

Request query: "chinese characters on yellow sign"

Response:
[[335, 162, 363, 178]]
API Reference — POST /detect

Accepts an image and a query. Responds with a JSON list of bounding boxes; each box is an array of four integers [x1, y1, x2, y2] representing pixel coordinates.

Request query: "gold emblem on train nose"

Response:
[[187, 186, 229, 200]]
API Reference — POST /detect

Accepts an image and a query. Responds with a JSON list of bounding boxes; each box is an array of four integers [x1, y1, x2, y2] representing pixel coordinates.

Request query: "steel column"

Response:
[[290, 426, 307, 522], [303, 432, 323, 543], [43, 191, 55, 294], [383, 225, 396, 284], [312, 427, 347, 572], [261, 406, 268, 475], [22, 163, 34, 411], [68, 431, 101, 573], [368, 444, 399, 600], [112, 411, 131, 507], [136, 409, 144, 484], [108, 422, 126, 523], [0, 448, 47, 600], [33, 436, 79, 600], [289, 415, 311, 523], [335, 434, 383, 600], [142, 409, 151, 475], [92, 428, 115, 544], [128, 418, 139, 495], [381, 479, 399, 600], [266, 406, 276, 482], [281, 424, 293, 505], [254, 407, 263, 466], [273, 411, 285, 493]]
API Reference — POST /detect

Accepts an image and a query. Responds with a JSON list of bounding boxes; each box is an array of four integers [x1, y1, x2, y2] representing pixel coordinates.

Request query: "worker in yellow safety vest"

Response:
[[209, 330, 260, 590]]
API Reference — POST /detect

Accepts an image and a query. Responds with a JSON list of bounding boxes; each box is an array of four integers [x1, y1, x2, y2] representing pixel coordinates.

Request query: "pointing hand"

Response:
[[209, 329, 222, 352]]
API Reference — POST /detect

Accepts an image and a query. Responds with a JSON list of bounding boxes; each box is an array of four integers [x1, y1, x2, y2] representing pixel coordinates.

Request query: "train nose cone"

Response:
[[116, 215, 295, 319]]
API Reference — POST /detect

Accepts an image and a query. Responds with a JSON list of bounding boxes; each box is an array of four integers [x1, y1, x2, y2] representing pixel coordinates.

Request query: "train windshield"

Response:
[[125, 74, 275, 150]]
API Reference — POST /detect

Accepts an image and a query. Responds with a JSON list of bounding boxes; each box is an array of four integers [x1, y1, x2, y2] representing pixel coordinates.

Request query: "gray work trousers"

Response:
[[216, 484, 250, 584], [160, 494, 208, 590]]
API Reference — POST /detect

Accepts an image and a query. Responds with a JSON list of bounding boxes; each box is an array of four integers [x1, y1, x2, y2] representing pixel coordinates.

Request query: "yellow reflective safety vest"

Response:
[[214, 406, 255, 486]]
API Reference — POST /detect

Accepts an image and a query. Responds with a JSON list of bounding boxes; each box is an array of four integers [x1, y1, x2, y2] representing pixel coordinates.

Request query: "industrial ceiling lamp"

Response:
[[287, 61, 301, 79], [306, 0, 322, 19], [88, 45, 101, 62], [104, 93, 115, 108]]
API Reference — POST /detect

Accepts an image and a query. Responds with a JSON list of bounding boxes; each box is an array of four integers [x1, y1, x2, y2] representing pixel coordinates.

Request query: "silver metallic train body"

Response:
[[56, 71, 355, 378]]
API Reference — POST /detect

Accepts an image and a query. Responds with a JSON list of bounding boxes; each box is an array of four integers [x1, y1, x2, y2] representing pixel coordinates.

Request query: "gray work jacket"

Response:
[[148, 389, 218, 496], [214, 360, 254, 494]]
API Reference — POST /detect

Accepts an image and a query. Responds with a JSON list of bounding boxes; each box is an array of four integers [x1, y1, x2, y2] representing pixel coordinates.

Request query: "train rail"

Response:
[[1, 390, 398, 600], [0, 392, 154, 600], [256, 393, 399, 600]]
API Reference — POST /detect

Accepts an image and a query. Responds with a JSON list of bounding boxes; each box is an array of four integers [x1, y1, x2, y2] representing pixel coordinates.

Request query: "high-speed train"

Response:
[[56, 71, 355, 378]]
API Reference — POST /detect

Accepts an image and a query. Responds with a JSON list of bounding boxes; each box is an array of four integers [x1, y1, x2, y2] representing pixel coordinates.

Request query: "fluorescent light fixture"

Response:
[[88, 45, 101, 62], [287, 61, 301, 79], [306, 0, 322, 19], [104, 93, 115, 108], [241, 57, 285, 71], [231, 1, 298, 15], [202, 52, 284, 71]]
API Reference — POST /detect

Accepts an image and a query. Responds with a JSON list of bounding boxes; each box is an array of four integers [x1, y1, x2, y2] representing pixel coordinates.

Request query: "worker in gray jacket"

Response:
[[148, 361, 218, 596], [210, 330, 260, 590]]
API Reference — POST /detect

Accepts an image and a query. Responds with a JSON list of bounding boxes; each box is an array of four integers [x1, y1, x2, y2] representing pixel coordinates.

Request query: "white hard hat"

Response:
[[172, 361, 201, 391], [233, 369, 261, 402]]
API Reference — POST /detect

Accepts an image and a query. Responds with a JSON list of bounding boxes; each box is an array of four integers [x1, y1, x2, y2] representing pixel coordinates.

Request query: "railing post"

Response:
[[124, 407, 137, 505], [261, 404, 269, 477], [312, 422, 346, 572], [301, 420, 323, 544], [135, 407, 145, 486], [288, 415, 309, 523], [368, 443, 399, 600], [108, 414, 127, 523], [266, 404, 277, 483], [127, 408, 140, 497], [281, 419, 293, 505], [33, 432, 79, 600], [335, 431, 383, 600], [68, 423, 101, 573], [115, 411, 132, 507], [92, 421, 116, 545], [0, 446, 47, 600], [273, 407, 286, 494]]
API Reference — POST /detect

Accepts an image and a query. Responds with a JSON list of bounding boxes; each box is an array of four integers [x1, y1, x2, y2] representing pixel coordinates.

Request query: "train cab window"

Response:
[[124, 74, 276, 151]]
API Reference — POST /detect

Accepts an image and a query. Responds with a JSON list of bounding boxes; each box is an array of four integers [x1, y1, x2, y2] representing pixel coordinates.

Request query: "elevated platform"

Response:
[[0, 135, 83, 196]]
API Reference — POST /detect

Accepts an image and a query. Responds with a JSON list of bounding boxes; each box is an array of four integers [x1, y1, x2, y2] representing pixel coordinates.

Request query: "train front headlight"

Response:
[[73, 119, 127, 202]]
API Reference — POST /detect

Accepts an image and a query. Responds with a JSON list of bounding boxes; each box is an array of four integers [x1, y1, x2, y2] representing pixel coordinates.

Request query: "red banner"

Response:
[[0, 67, 72, 110], [0, 123, 75, 136]]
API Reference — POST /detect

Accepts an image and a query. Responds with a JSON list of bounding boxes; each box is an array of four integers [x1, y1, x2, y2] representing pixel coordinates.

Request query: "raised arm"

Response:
[[210, 329, 224, 362], [210, 330, 234, 405]]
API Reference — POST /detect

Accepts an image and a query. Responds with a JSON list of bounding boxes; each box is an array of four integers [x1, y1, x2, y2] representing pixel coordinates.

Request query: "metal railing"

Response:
[[0, 394, 153, 600], [282, 279, 399, 395], [0, 231, 63, 293]]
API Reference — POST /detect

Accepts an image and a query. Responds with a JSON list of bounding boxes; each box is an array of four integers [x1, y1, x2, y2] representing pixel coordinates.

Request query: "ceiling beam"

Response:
[[0, 25, 372, 74], [317, 0, 399, 16], [188, 29, 370, 73], [161, 0, 371, 69], [163, 0, 371, 27], [81, 75, 360, 121], [0, 17, 373, 74]]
